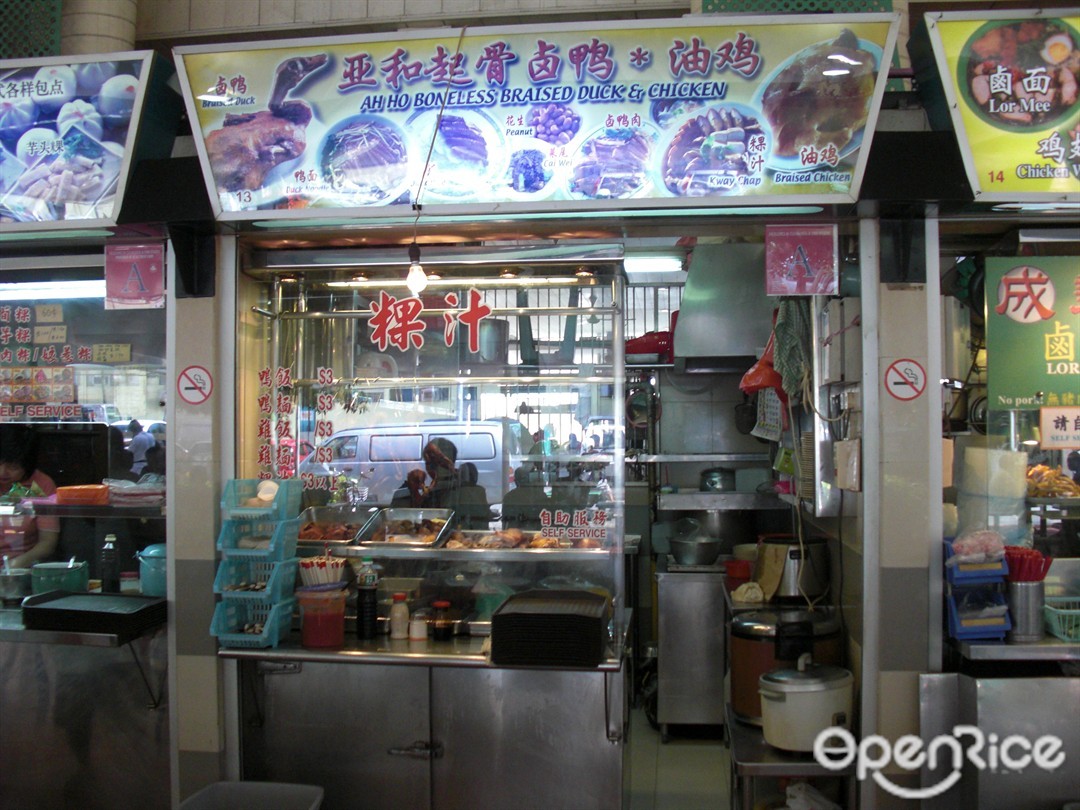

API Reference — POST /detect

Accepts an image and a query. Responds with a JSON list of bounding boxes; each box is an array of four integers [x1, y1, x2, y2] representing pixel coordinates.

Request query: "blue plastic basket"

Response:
[[943, 538, 1009, 585], [217, 518, 300, 561], [221, 479, 303, 520], [211, 597, 296, 649], [213, 558, 298, 602], [947, 591, 1011, 641]]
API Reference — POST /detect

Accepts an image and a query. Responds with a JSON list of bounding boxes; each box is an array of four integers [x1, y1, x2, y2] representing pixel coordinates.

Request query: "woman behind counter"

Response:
[[0, 425, 60, 568]]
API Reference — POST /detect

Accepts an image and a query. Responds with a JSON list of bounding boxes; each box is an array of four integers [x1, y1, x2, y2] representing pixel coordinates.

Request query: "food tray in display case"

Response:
[[332, 527, 615, 562], [353, 508, 455, 547], [297, 504, 377, 545]]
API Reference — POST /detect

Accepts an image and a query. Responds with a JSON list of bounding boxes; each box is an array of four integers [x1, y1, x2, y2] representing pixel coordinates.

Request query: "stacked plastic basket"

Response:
[[210, 479, 303, 649]]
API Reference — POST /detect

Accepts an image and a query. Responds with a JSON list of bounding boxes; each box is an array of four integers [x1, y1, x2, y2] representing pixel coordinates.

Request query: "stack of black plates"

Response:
[[22, 591, 167, 643], [491, 589, 608, 668]]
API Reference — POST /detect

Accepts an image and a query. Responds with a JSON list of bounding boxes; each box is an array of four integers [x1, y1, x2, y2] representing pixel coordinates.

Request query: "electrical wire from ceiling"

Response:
[[410, 25, 469, 244]]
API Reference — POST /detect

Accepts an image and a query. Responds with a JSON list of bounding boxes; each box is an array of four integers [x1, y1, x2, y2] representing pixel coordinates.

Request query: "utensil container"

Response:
[[1006, 580, 1045, 643], [31, 561, 89, 593]]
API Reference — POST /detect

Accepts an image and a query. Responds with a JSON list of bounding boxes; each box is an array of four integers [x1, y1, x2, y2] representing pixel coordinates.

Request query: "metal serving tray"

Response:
[[355, 508, 455, 547], [297, 504, 378, 545]]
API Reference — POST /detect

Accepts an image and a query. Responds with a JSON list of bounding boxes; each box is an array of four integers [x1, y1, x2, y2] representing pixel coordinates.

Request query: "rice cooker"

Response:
[[729, 608, 841, 725], [759, 653, 853, 752], [754, 534, 830, 601]]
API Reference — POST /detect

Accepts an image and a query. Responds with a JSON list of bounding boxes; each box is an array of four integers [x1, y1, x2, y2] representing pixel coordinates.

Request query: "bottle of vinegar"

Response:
[[100, 534, 120, 594]]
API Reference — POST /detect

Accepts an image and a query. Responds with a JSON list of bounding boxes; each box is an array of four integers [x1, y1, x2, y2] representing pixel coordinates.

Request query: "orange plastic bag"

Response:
[[739, 326, 786, 403]]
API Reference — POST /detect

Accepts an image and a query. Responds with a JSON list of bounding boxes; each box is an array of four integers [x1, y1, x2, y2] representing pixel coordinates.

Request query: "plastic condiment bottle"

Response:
[[431, 600, 453, 641], [356, 557, 379, 639], [389, 592, 410, 640], [100, 534, 120, 594]]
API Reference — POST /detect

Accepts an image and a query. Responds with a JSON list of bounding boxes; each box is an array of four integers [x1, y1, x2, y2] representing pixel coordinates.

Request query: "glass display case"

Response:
[[233, 246, 628, 643]]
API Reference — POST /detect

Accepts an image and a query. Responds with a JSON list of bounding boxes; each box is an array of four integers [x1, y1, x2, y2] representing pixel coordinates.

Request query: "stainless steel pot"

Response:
[[669, 536, 723, 566], [699, 467, 735, 492]]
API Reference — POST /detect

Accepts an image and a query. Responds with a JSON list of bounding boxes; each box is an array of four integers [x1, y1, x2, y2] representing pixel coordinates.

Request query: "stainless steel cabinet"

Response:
[[238, 658, 628, 810], [656, 570, 727, 739], [433, 666, 627, 810], [240, 661, 431, 809]]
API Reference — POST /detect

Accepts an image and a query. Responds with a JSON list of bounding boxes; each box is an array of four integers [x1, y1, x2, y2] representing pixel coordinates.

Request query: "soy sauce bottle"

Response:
[[100, 534, 120, 594]]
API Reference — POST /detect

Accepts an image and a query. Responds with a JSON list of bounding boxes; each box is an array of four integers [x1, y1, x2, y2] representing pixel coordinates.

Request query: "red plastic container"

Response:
[[725, 559, 752, 592], [297, 588, 346, 649]]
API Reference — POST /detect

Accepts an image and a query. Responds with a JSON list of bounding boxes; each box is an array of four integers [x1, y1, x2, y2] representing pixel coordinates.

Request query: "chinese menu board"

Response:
[[0, 303, 130, 419], [923, 11, 1080, 201], [0, 51, 152, 226], [174, 15, 897, 218], [986, 257, 1080, 410]]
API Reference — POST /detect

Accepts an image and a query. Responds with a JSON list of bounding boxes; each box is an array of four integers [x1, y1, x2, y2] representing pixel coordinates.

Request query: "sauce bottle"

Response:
[[389, 592, 410, 640], [431, 600, 453, 641]]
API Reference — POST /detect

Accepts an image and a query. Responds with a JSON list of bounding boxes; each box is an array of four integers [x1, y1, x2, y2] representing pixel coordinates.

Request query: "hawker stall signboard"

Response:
[[986, 257, 1080, 410], [173, 14, 899, 220], [0, 51, 159, 230], [917, 10, 1080, 202]]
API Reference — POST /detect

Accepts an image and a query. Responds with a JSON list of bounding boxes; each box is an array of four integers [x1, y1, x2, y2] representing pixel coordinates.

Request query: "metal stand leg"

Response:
[[127, 642, 163, 709]]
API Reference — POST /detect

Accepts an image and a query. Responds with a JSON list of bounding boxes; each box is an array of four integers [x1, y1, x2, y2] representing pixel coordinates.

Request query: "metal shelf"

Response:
[[656, 492, 789, 511], [635, 453, 770, 464], [958, 638, 1080, 661]]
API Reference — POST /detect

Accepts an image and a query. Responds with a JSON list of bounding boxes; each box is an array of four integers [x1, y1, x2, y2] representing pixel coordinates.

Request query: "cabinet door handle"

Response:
[[256, 661, 302, 676], [388, 740, 443, 759]]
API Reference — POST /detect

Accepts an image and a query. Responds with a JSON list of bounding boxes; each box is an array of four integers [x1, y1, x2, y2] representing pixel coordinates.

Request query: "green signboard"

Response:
[[986, 256, 1080, 410]]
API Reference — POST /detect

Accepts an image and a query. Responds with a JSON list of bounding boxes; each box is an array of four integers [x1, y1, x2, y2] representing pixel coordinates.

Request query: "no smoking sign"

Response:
[[177, 365, 213, 406], [885, 359, 926, 401]]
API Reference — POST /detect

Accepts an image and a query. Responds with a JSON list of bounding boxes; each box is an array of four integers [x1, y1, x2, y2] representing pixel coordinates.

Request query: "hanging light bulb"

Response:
[[406, 242, 427, 294]]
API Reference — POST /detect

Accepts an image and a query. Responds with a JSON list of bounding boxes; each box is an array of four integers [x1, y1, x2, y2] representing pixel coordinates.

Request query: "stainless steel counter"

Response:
[[0, 607, 169, 808], [228, 620, 630, 810], [0, 606, 135, 647], [959, 637, 1080, 661], [218, 613, 627, 671]]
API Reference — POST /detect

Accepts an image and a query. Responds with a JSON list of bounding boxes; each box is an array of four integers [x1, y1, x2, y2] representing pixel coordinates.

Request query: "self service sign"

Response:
[[986, 257, 1080, 410]]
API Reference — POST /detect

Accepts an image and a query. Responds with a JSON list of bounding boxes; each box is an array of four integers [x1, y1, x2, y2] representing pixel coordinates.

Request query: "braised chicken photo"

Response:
[[760, 29, 876, 158]]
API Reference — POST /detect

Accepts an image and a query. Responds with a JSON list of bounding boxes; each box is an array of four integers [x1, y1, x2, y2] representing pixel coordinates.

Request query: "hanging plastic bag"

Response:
[[739, 324, 786, 403]]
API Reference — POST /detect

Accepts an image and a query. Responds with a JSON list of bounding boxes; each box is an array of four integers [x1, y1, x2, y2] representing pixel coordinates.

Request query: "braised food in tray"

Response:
[[443, 529, 604, 550], [759, 29, 876, 157], [298, 520, 364, 543], [369, 518, 448, 545]]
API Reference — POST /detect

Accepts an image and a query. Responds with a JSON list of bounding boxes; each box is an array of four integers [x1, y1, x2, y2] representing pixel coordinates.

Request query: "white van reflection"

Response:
[[297, 419, 530, 507]]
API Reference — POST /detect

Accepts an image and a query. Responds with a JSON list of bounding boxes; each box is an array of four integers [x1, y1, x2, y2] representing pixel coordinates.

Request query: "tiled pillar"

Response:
[[168, 236, 234, 803], [60, 0, 135, 54], [860, 213, 943, 809]]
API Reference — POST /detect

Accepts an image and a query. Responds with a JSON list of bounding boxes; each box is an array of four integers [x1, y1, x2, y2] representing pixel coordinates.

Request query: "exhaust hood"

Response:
[[673, 243, 776, 374]]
